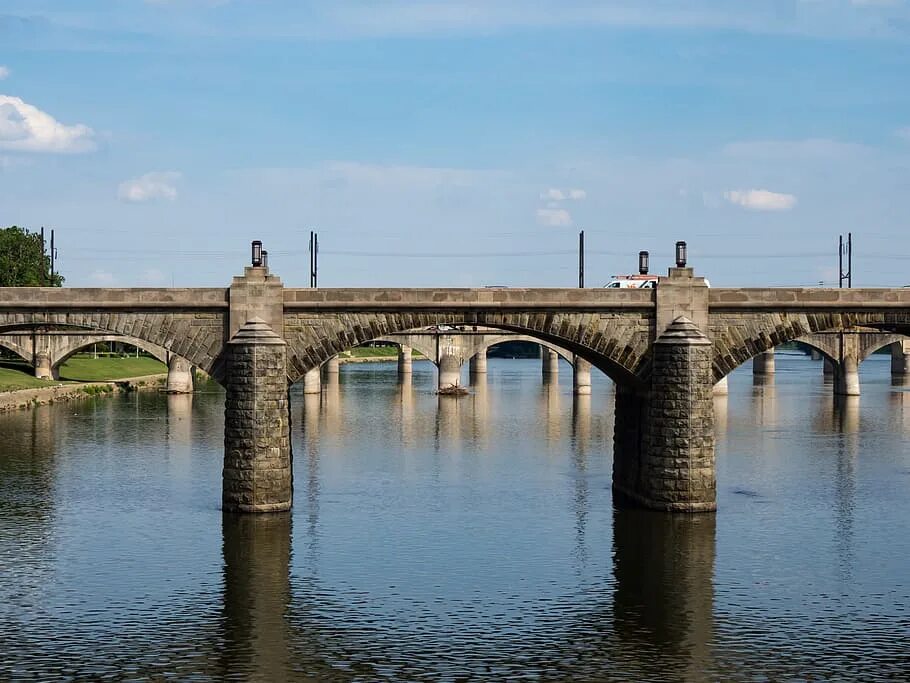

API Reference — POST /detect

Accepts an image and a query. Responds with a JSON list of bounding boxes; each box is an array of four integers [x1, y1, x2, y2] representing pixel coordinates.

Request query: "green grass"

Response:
[[0, 354, 167, 392], [0, 360, 67, 391], [58, 355, 166, 381], [347, 346, 424, 358], [347, 346, 400, 358]]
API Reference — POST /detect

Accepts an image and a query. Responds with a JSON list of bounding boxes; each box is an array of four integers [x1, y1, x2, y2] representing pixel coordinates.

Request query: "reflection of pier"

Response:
[[217, 484, 717, 679], [612, 509, 715, 679]]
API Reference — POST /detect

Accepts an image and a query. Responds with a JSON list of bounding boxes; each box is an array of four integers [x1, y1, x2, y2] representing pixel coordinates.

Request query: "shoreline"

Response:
[[338, 355, 431, 364], [0, 373, 168, 413], [0, 354, 433, 412]]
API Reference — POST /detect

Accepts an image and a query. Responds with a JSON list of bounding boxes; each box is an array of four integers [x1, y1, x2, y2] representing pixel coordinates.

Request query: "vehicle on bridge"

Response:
[[604, 274, 711, 288], [604, 275, 658, 289]]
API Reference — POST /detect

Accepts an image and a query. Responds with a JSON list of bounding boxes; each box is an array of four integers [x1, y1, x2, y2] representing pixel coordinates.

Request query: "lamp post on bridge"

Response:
[[675, 241, 687, 268]]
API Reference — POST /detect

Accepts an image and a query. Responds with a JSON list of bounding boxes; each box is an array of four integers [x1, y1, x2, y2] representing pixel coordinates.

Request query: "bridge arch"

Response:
[[709, 311, 910, 383], [51, 335, 171, 371], [475, 334, 575, 365], [285, 314, 652, 387], [0, 337, 31, 364]]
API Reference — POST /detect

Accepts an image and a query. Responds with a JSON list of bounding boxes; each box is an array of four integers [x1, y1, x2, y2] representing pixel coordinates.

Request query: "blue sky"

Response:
[[1, 0, 909, 288]]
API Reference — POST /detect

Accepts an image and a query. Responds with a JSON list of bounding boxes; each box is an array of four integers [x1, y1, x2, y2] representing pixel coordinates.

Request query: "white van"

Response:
[[603, 275, 711, 288], [604, 275, 658, 289]]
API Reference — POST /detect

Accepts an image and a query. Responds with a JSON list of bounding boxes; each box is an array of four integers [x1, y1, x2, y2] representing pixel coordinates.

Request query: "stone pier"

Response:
[[166, 355, 194, 394], [752, 351, 775, 376], [469, 350, 487, 376], [833, 333, 861, 397], [397, 344, 412, 376], [34, 351, 53, 380], [223, 318, 292, 513], [542, 348, 559, 381], [302, 367, 321, 395], [324, 355, 340, 376], [438, 354, 461, 389], [573, 355, 592, 395], [891, 340, 910, 376]]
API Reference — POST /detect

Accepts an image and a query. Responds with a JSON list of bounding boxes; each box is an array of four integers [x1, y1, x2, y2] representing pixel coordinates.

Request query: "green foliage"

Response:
[[0, 226, 64, 287], [81, 384, 114, 396]]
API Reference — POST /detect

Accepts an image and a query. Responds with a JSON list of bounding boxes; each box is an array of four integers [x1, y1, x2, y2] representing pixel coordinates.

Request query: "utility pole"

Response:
[[50, 229, 56, 285], [839, 232, 852, 288], [40, 227, 46, 285], [578, 229, 585, 288], [309, 230, 319, 288]]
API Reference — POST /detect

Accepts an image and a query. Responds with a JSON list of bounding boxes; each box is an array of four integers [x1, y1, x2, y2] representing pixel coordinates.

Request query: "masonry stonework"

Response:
[[613, 317, 716, 512], [223, 318, 292, 513]]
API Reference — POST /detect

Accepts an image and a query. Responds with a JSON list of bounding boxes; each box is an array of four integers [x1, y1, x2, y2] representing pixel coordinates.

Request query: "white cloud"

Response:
[[540, 187, 586, 201], [536, 207, 572, 227], [0, 95, 95, 153], [724, 189, 797, 211], [118, 171, 181, 203], [897, 127, 910, 142], [0, 66, 9, 80], [541, 188, 566, 201]]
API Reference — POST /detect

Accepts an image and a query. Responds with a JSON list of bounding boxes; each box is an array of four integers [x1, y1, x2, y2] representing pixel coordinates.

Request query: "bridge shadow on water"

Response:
[[218, 506, 718, 680]]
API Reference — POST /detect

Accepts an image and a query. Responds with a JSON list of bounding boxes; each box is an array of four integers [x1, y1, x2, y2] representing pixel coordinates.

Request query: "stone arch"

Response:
[[0, 311, 228, 383], [51, 335, 171, 370], [709, 311, 910, 382], [474, 333, 575, 365], [0, 335, 33, 365], [284, 311, 653, 387], [371, 336, 438, 366]]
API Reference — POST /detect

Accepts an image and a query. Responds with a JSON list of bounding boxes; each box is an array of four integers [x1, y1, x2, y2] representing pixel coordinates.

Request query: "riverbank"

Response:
[[338, 348, 429, 364], [0, 355, 170, 412], [0, 373, 168, 412]]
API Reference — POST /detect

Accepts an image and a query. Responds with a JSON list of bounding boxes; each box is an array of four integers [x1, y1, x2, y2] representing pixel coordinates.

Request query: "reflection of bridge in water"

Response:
[[4, 250, 910, 515]]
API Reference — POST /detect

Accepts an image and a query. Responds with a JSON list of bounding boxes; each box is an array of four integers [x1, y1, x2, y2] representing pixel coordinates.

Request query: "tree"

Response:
[[0, 226, 64, 286]]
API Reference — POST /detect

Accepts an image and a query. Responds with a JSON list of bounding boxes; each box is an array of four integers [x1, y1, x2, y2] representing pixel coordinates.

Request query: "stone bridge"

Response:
[[3, 263, 910, 515]]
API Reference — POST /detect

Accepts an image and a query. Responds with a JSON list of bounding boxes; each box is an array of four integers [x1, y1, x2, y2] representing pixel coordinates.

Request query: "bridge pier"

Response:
[[302, 367, 321, 395], [323, 355, 340, 376], [891, 340, 910, 377], [613, 316, 716, 512], [834, 357, 860, 396], [541, 348, 559, 381], [469, 350, 487, 377], [573, 356, 592, 395], [223, 319, 292, 513], [34, 351, 54, 380], [752, 351, 775, 376], [398, 344, 412, 376], [833, 333, 861, 396], [438, 354, 462, 389], [166, 355, 194, 394]]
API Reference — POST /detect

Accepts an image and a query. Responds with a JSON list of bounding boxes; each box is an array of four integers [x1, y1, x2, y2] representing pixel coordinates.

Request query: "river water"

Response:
[[1, 354, 908, 681]]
